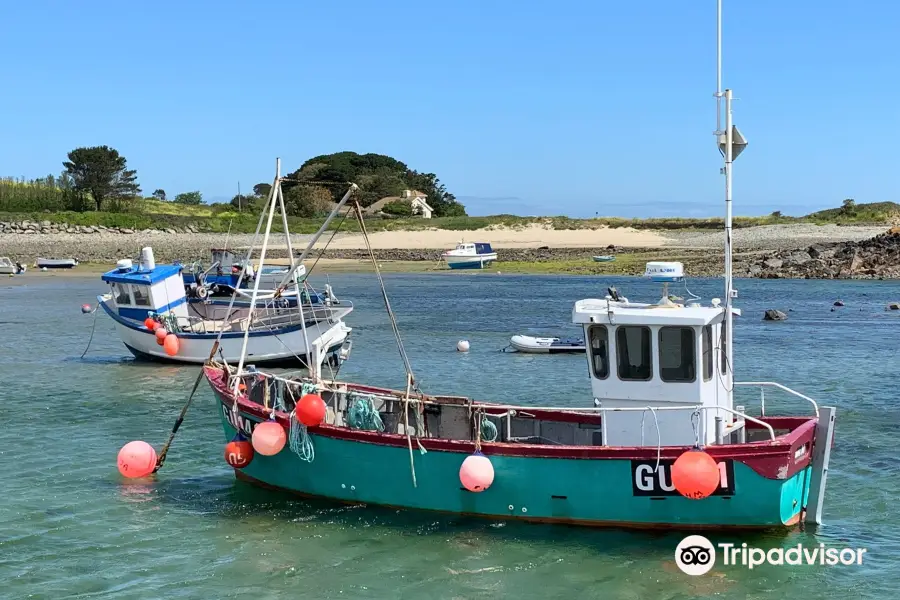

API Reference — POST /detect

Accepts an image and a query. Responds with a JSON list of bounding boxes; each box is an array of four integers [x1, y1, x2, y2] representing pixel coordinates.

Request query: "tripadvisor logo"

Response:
[[675, 535, 716, 576], [675, 535, 867, 575]]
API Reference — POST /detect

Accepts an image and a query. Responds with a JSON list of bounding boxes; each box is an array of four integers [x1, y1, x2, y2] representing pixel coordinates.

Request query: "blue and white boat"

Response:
[[441, 242, 497, 270], [182, 248, 306, 298], [98, 247, 352, 368]]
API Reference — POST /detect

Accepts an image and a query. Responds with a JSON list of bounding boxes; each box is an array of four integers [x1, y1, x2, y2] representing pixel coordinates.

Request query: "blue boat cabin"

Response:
[[101, 259, 189, 322]]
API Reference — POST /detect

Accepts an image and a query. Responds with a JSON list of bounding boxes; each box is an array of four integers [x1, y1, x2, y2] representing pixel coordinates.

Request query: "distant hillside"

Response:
[[804, 200, 900, 224]]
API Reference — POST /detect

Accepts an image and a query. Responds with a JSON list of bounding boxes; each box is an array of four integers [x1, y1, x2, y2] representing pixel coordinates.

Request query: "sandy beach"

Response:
[[0, 223, 888, 266]]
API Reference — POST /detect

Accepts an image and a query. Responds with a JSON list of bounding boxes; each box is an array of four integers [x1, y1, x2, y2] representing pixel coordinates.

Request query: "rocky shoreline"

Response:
[[0, 219, 203, 236], [747, 229, 900, 279], [2, 220, 898, 279]]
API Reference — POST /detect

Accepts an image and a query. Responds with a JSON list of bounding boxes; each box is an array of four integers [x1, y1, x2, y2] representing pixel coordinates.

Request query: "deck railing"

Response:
[[734, 381, 819, 417]]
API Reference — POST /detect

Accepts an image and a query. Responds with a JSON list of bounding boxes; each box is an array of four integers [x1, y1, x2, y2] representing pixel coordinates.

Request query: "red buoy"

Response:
[[672, 448, 720, 500], [144, 317, 156, 330], [155, 328, 168, 345], [296, 393, 326, 427], [224, 434, 254, 468], [163, 334, 179, 356]]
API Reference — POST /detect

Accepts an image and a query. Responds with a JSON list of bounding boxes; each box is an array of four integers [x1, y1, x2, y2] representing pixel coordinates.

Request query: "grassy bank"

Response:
[[3, 200, 897, 235]]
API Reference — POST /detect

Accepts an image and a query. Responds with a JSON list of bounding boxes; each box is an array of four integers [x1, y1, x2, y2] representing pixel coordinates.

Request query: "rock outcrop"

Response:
[[748, 229, 900, 279], [0, 220, 204, 236]]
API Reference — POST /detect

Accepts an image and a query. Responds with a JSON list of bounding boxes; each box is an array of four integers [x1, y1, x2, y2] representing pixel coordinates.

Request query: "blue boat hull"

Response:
[[447, 259, 496, 270]]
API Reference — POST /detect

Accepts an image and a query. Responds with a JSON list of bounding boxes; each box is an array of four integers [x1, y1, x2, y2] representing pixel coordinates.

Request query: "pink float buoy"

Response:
[[117, 441, 158, 478], [251, 421, 286, 456], [459, 452, 494, 492], [155, 328, 168, 345]]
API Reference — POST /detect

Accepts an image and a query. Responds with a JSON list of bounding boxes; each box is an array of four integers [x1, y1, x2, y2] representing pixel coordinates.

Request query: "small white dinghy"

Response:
[[508, 334, 585, 354], [35, 257, 79, 269]]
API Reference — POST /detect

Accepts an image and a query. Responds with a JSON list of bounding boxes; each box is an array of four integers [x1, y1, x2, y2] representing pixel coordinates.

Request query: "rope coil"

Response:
[[481, 418, 498, 443], [289, 412, 315, 463], [347, 394, 385, 431]]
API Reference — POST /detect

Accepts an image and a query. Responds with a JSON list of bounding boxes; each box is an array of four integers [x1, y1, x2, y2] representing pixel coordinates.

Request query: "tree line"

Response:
[[1, 147, 466, 218]]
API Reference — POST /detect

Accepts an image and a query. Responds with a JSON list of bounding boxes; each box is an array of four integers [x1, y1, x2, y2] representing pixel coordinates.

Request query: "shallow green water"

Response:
[[1, 273, 897, 599]]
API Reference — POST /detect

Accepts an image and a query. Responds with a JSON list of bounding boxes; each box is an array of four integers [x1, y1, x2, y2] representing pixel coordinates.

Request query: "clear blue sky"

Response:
[[2, 0, 897, 217]]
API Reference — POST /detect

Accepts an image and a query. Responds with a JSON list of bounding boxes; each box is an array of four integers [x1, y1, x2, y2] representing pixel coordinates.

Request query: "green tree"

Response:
[[284, 185, 332, 217], [62, 145, 140, 211], [285, 151, 466, 215], [230, 193, 256, 211], [382, 199, 413, 216], [253, 183, 272, 198], [152, 189, 167, 201], [174, 191, 203, 205], [841, 198, 856, 217]]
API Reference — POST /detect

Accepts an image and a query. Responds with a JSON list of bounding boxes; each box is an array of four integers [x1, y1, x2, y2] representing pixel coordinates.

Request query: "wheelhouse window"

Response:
[[131, 285, 151, 307], [588, 325, 609, 379], [659, 327, 696, 383], [616, 326, 652, 381], [112, 283, 132, 305], [702, 325, 713, 381]]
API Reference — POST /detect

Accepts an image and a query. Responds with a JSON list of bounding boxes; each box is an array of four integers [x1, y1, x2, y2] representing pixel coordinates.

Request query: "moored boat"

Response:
[[96, 167, 355, 368], [35, 257, 78, 269], [98, 252, 352, 367], [508, 334, 585, 353], [202, 5, 836, 530], [442, 242, 497, 270], [0, 257, 25, 275], [592, 255, 615, 262], [183, 248, 308, 298]]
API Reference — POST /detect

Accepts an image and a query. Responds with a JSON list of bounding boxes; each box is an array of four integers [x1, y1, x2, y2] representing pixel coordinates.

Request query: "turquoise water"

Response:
[[1, 272, 898, 599]]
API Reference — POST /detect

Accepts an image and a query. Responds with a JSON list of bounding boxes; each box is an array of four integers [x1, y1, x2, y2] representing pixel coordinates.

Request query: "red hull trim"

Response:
[[206, 366, 817, 481]]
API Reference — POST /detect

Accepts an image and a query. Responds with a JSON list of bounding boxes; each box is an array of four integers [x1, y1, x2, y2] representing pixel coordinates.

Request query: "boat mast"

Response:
[[232, 158, 281, 394], [718, 0, 735, 398], [275, 177, 317, 380], [715, 0, 723, 135], [723, 89, 734, 395]]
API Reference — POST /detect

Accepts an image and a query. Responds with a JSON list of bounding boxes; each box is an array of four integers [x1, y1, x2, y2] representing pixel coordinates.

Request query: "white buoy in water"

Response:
[[457, 340, 470, 352]]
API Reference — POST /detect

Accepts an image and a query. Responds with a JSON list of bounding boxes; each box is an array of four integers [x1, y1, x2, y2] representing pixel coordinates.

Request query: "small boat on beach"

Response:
[[0, 257, 25, 275], [508, 334, 585, 353], [199, 4, 836, 530], [35, 257, 78, 269], [592, 255, 615, 262], [442, 242, 497, 270]]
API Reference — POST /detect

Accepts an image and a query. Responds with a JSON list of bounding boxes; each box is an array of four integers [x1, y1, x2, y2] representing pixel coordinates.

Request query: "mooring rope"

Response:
[[289, 412, 315, 463], [80, 303, 99, 358], [353, 201, 416, 388]]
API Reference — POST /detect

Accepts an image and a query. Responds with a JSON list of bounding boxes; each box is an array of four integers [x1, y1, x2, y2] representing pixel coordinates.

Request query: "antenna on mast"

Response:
[[715, 0, 723, 135]]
